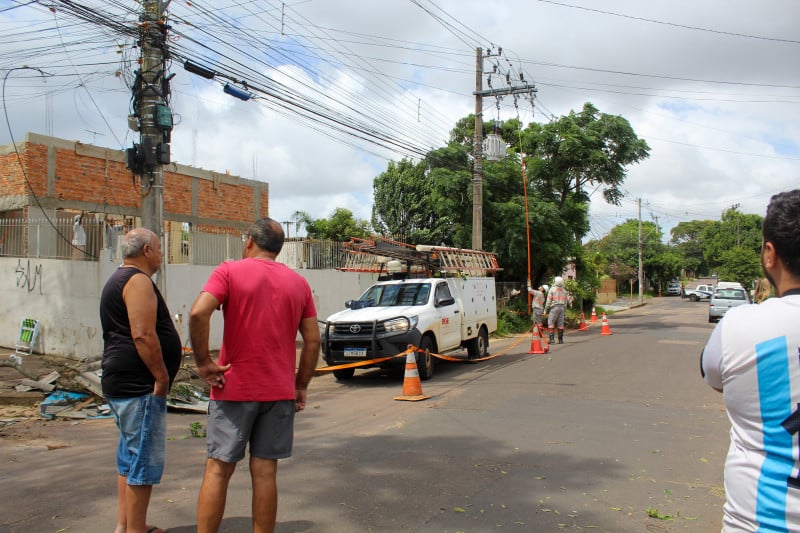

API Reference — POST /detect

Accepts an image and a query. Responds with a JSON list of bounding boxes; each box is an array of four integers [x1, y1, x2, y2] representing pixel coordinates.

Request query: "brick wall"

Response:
[[0, 146, 30, 197], [1, 133, 269, 229]]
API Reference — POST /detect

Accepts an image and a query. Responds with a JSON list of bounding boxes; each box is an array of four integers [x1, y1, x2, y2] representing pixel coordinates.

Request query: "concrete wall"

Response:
[[1, 253, 376, 361]]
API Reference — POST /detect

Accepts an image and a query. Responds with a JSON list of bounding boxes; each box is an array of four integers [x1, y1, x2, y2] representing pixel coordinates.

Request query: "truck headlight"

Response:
[[382, 317, 411, 333]]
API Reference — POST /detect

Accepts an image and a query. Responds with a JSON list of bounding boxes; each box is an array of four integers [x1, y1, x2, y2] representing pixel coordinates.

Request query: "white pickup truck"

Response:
[[685, 284, 715, 302], [322, 277, 497, 381]]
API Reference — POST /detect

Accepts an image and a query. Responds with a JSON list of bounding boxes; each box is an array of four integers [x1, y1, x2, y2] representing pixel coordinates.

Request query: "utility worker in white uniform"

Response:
[[544, 277, 569, 344], [528, 284, 546, 330]]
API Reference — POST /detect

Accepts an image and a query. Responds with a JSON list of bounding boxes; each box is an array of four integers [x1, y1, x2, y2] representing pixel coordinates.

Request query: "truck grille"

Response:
[[332, 322, 383, 336]]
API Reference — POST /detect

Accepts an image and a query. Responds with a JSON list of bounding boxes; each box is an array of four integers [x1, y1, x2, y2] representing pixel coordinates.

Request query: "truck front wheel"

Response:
[[333, 368, 355, 380], [417, 335, 435, 381], [467, 326, 489, 359]]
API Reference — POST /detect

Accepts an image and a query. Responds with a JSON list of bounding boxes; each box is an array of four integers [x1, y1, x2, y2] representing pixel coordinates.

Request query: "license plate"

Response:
[[344, 348, 367, 358]]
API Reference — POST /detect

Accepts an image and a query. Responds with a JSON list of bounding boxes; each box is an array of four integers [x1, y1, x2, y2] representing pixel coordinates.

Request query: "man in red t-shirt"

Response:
[[189, 217, 320, 533]]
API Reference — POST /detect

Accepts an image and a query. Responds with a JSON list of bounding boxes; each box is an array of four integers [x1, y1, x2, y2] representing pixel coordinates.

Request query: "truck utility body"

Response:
[[322, 237, 500, 381]]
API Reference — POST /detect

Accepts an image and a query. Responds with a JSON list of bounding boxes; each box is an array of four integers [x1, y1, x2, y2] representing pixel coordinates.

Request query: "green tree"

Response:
[[585, 219, 681, 293], [371, 104, 649, 288], [371, 158, 440, 244], [294, 208, 371, 241], [670, 220, 715, 277], [703, 207, 762, 275], [715, 246, 762, 287], [648, 247, 683, 291], [519, 102, 650, 208]]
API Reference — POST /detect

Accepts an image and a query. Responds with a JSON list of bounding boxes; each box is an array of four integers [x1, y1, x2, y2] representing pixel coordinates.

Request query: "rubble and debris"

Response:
[[39, 391, 110, 420], [16, 370, 60, 392], [75, 370, 103, 398], [1, 353, 213, 425], [166, 381, 209, 413]]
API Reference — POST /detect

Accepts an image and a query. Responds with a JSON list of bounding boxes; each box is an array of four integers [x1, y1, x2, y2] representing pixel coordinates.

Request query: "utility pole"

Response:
[[472, 48, 537, 251], [638, 198, 644, 304], [133, 0, 173, 295], [472, 47, 484, 251]]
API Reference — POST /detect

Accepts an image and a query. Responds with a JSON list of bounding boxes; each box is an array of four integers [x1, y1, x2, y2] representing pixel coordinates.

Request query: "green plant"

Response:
[[189, 421, 206, 438], [646, 507, 674, 520], [496, 308, 532, 336]]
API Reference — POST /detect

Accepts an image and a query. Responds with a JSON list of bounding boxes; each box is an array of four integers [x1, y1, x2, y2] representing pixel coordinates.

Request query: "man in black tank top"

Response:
[[100, 228, 181, 533]]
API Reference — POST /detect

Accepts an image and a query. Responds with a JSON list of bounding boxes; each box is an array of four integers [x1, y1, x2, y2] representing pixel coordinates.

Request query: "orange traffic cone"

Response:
[[394, 350, 431, 401], [590, 306, 598, 323], [528, 325, 549, 354], [600, 313, 613, 336], [539, 324, 551, 350], [578, 312, 588, 331]]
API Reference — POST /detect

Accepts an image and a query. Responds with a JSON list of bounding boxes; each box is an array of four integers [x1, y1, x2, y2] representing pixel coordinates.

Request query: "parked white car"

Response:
[[708, 287, 751, 322], [666, 281, 681, 296]]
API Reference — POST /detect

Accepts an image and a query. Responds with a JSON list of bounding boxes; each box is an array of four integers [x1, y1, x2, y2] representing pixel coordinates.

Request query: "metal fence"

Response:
[[0, 217, 104, 260], [0, 217, 346, 268]]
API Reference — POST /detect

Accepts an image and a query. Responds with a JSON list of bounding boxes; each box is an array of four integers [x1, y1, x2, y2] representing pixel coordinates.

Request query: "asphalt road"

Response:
[[0, 296, 730, 532]]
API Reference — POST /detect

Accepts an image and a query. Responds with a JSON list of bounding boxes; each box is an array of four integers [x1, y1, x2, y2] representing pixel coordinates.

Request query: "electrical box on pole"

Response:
[[129, 0, 172, 296]]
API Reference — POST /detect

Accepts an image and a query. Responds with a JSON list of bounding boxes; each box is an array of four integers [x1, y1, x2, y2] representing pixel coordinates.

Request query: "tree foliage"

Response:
[[294, 208, 371, 241], [670, 220, 715, 276], [371, 103, 650, 289], [584, 219, 681, 291], [702, 207, 762, 274], [519, 103, 650, 207], [587, 206, 765, 294]]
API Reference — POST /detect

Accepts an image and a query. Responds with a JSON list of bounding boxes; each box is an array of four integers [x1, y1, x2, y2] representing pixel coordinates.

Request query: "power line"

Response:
[[535, 0, 800, 45]]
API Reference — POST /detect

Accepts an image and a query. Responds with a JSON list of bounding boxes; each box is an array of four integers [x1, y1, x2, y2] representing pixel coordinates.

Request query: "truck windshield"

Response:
[[359, 283, 431, 307]]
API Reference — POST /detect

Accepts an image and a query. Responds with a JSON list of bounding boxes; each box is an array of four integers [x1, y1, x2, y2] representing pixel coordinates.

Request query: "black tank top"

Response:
[[100, 266, 182, 398]]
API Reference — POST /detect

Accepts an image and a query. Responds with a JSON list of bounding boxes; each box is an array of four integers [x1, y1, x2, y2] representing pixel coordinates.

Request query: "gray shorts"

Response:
[[207, 399, 295, 463]]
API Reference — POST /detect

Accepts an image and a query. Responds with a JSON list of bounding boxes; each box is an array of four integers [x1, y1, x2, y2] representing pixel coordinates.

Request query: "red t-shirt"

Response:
[[201, 258, 317, 401]]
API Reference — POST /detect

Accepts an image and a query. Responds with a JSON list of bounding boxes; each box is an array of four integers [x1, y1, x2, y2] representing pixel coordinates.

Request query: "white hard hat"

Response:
[[541, 284, 549, 293], [554, 276, 564, 287]]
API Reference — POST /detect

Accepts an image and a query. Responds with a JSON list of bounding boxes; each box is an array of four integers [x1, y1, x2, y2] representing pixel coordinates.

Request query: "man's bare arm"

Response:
[[295, 316, 321, 411], [189, 291, 230, 388], [124, 274, 169, 396]]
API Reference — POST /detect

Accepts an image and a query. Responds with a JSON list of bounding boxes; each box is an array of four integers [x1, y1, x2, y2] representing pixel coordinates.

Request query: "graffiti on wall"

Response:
[[15, 259, 43, 295]]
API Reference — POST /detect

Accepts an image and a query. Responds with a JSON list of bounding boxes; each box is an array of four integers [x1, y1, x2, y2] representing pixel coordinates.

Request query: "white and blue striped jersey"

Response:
[[702, 294, 800, 532]]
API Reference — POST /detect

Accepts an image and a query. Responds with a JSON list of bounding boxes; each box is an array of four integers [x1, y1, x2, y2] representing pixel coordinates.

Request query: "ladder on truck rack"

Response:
[[338, 236, 501, 276]]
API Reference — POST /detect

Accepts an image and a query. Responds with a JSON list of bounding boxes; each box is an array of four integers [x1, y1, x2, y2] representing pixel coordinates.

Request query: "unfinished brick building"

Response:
[[1, 132, 270, 262]]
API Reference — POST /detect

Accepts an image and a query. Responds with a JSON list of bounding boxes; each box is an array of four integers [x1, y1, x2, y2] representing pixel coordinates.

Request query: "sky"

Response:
[[1, 0, 798, 243]]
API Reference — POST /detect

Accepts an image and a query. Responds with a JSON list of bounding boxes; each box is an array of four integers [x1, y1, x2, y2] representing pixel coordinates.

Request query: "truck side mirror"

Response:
[[435, 296, 455, 307], [345, 300, 354, 309]]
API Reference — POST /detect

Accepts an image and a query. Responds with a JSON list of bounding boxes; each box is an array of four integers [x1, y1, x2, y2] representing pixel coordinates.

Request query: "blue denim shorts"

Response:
[[107, 394, 167, 486]]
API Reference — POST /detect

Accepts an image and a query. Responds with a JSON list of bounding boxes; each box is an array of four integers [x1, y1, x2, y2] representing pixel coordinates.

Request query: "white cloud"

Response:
[[1, 0, 798, 242]]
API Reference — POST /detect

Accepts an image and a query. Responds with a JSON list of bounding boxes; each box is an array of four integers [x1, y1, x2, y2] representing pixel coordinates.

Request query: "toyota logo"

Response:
[[349, 324, 362, 333]]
